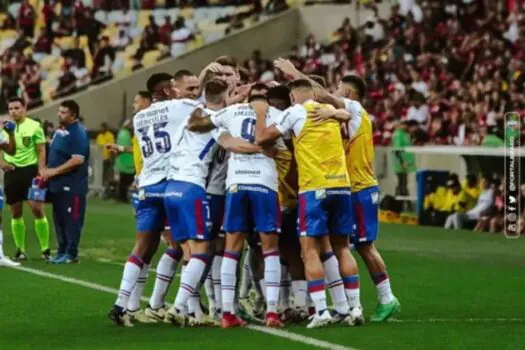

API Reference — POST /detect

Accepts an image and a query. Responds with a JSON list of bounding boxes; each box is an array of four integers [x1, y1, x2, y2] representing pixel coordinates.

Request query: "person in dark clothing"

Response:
[[42, 100, 89, 264], [62, 37, 86, 68], [80, 9, 107, 55]]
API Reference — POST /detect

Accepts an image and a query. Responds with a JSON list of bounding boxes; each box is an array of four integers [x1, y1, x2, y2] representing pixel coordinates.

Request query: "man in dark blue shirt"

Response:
[[41, 100, 89, 264]]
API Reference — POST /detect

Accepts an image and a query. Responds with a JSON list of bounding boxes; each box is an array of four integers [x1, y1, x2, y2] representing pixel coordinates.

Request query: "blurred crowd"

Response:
[[0, 0, 274, 113], [422, 172, 522, 235], [244, 0, 525, 146]]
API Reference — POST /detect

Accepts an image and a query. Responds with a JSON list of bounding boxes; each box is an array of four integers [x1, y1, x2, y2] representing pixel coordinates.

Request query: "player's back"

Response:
[[211, 103, 280, 191], [133, 98, 200, 188], [169, 108, 219, 189], [342, 99, 378, 192], [206, 147, 229, 195], [292, 101, 350, 192]]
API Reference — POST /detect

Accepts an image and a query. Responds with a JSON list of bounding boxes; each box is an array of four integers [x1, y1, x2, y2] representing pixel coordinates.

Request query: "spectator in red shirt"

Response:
[[17, 0, 36, 38], [159, 16, 173, 46], [42, 0, 55, 36]]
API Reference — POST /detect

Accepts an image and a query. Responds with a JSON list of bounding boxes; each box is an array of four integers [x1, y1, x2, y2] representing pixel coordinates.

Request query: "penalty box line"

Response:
[[12, 265, 356, 350]]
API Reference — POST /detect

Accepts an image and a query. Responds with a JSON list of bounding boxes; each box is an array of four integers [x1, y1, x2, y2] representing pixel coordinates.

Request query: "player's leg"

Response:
[[220, 187, 250, 328], [298, 191, 332, 328], [62, 194, 87, 264], [165, 182, 211, 326], [329, 188, 362, 325], [146, 233, 182, 320], [4, 169, 27, 260], [127, 231, 160, 322], [212, 235, 225, 318], [0, 188, 20, 267], [49, 193, 67, 263], [252, 186, 282, 328], [353, 186, 400, 322], [27, 199, 50, 260], [109, 182, 166, 327]]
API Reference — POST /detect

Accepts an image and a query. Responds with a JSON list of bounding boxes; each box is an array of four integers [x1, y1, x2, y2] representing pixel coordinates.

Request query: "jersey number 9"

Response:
[[241, 118, 256, 143]]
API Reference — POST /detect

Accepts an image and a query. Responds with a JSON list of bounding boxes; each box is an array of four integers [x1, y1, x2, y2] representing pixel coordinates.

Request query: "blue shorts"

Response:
[[298, 187, 353, 237], [135, 182, 167, 233], [164, 181, 211, 242], [131, 190, 140, 212], [207, 194, 225, 238], [351, 186, 379, 245], [223, 184, 281, 234], [0, 187, 4, 210]]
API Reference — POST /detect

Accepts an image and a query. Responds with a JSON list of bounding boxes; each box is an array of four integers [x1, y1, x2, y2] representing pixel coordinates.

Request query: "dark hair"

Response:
[[341, 75, 367, 100], [267, 85, 292, 109], [60, 99, 80, 118], [308, 74, 326, 88], [205, 79, 228, 104], [249, 83, 268, 96], [248, 94, 268, 103], [215, 55, 237, 69], [137, 90, 152, 101], [146, 73, 173, 94], [8, 97, 25, 106], [238, 66, 251, 84], [288, 79, 313, 90], [173, 69, 194, 81]]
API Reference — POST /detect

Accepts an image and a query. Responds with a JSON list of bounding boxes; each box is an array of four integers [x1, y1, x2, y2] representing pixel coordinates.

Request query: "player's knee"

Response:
[[356, 242, 376, 257]]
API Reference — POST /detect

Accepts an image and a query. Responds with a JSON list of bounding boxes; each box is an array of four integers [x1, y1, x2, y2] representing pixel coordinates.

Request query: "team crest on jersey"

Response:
[[371, 192, 379, 204], [315, 189, 326, 200], [229, 184, 238, 193], [22, 136, 31, 147]]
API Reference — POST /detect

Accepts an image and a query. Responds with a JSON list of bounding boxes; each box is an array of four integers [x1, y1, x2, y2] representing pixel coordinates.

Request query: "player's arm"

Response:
[[34, 124, 47, 174], [41, 128, 89, 181], [186, 108, 219, 133], [105, 143, 132, 154], [273, 57, 345, 109], [0, 121, 16, 155], [253, 97, 282, 147], [308, 106, 351, 122], [217, 132, 261, 154]]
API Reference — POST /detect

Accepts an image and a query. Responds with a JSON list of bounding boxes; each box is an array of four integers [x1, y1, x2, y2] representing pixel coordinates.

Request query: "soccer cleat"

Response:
[[238, 303, 264, 324], [108, 306, 133, 327], [50, 254, 68, 265], [306, 310, 332, 329], [166, 307, 188, 327], [280, 308, 294, 324], [265, 312, 283, 328], [349, 306, 365, 326], [329, 310, 350, 324], [252, 297, 266, 319], [13, 249, 27, 262], [0, 256, 21, 267], [220, 313, 247, 329], [41, 249, 51, 262], [145, 304, 168, 322], [293, 308, 310, 323], [127, 309, 157, 323], [66, 255, 80, 264], [371, 296, 400, 322]]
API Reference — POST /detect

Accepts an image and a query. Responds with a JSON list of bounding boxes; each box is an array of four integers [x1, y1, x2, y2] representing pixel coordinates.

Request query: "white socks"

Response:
[[220, 251, 240, 313], [127, 263, 149, 311], [174, 254, 209, 312], [115, 255, 143, 310], [323, 253, 349, 315], [149, 248, 180, 309], [291, 280, 307, 309], [212, 254, 223, 311]]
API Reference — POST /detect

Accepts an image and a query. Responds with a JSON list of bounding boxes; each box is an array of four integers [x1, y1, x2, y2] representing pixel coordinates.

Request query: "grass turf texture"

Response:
[[1, 199, 524, 350]]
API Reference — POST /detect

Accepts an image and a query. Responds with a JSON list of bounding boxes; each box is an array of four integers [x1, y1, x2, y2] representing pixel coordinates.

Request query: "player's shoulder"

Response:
[[342, 98, 363, 113], [179, 98, 201, 108], [26, 117, 42, 129]]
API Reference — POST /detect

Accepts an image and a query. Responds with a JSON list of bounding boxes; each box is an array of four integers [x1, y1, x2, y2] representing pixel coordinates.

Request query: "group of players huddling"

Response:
[[108, 55, 400, 329]]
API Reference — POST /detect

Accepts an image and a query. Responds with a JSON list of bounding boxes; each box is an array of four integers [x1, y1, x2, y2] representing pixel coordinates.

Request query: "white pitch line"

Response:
[[95, 259, 181, 277], [390, 318, 525, 323], [12, 265, 355, 350]]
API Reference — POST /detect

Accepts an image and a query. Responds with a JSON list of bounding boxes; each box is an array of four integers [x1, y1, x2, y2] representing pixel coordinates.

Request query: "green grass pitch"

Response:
[[1, 199, 524, 350]]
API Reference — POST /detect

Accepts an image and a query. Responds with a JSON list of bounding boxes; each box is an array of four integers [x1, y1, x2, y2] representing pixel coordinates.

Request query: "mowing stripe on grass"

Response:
[[390, 318, 525, 323], [12, 265, 356, 350]]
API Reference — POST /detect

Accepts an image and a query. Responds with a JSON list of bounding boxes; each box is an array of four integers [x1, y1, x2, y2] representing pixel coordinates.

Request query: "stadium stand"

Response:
[[0, 0, 283, 112]]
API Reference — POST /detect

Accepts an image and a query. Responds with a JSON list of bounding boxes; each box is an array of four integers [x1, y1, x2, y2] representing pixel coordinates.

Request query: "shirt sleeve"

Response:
[[342, 98, 363, 140], [33, 124, 46, 145], [70, 127, 89, 159], [273, 105, 304, 137], [210, 107, 230, 129], [0, 131, 7, 145]]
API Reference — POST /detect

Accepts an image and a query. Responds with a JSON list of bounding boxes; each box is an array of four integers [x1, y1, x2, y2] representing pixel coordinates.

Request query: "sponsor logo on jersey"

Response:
[[235, 169, 261, 175], [315, 189, 326, 200]]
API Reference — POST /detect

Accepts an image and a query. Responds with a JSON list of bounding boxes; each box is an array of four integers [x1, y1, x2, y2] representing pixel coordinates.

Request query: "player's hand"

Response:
[[229, 83, 254, 105], [204, 62, 224, 75], [40, 167, 57, 181], [1, 163, 15, 172], [2, 120, 16, 134], [186, 108, 207, 131], [273, 58, 299, 80], [105, 143, 121, 154], [308, 106, 335, 122]]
